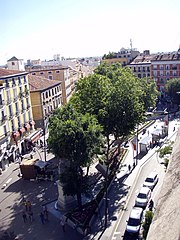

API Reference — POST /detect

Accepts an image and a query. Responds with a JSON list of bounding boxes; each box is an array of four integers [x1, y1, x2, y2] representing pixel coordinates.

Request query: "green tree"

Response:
[[70, 63, 158, 226], [142, 211, 154, 239], [166, 78, 180, 104], [48, 104, 103, 208]]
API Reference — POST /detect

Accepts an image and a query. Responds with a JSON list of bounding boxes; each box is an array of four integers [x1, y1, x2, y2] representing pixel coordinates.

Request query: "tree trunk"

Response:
[[76, 191, 82, 210], [86, 165, 90, 176]]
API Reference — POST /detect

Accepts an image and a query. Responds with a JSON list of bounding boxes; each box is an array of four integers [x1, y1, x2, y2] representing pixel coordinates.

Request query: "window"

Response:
[[40, 72, 44, 75], [24, 76, 27, 83], [153, 71, 157, 76], [160, 65, 163, 70], [166, 71, 170, 76], [48, 71, 52, 74], [12, 62, 15, 66], [166, 65, 170, 70], [160, 71, 163, 76], [18, 76, 21, 84], [153, 65, 157, 70], [32, 73, 36, 75], [48, 75, 53, 80], [56, 70, 60, 73], [173, 71, 176, 76]]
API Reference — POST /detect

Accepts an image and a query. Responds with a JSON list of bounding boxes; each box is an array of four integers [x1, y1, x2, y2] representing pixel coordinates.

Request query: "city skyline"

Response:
[[0, 0, 180, 65]]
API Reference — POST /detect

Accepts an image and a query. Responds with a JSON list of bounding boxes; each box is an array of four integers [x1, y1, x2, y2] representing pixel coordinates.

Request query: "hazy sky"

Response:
[[0, 0, 180, 64]]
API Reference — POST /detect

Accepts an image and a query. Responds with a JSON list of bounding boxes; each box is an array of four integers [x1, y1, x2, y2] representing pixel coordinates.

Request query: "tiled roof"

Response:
[[26, 65, 68, 72], [7, 56, 19, 61], [28, 75, 61, 91], [0, 68, 26, 78]]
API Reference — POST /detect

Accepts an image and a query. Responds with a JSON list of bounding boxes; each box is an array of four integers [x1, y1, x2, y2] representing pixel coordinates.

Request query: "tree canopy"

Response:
[[48, 104, 103, 207], [166, 78, 180, 104], [71, 63, 158, 142]]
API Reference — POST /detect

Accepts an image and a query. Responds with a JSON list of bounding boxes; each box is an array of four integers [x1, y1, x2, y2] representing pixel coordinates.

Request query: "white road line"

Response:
[[6, 178, 12, 185]]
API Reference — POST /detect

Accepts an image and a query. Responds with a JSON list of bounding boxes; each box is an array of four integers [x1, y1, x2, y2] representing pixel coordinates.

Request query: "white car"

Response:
[[126, 207, 143, 234], [135, 187, 151, 208], [143, 172, 158, 190]]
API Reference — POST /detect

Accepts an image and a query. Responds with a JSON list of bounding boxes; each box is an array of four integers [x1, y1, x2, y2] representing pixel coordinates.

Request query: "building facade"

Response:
[[0, 69, 34, 170], [151, 49, 180, 93], [27, 65, 79, 105], [28, 75, 62, 131], [7, 56, 25, 71]]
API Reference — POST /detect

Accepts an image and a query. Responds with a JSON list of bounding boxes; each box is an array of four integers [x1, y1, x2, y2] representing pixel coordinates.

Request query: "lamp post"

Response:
[[43, 117, 47, 162]]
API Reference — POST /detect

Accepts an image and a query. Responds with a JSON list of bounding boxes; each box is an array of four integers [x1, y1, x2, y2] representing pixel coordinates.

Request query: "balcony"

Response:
[[0, 115, 8, 125], [0, 99, 5, 108], [6, 98, 12, 105]]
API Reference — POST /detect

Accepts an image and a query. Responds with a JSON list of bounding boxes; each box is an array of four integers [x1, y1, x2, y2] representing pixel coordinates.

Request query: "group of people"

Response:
[[21, 198, 49, 224], [22, 198, 33, 223]]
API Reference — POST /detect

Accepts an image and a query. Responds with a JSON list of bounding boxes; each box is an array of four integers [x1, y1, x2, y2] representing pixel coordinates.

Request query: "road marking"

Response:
[[114, 232, 121, 235], [6, 178, 12, 185]]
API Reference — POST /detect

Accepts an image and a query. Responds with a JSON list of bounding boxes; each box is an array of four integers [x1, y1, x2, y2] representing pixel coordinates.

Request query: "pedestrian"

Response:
[[28, 211, 33, 222], [27, 200, 32, 212], [149, 199, 154, 211], [173, 126, 175, 132], [43, 205, 49, 222], [147, 130, 149, 136], [40, 212, 45, 224], [60, 218, 65, 232], [128, 164, 131, 173], [22, 212, 27, 223]]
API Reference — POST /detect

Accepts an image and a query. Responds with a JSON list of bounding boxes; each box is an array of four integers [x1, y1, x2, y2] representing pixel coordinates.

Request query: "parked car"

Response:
[[126, 207, 143, 234], [135, 187, 151, 208], [143, 172, 158, 190]]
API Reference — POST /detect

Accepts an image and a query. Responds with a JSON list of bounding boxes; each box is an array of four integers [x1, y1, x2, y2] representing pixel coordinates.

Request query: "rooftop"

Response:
[[28, 74, 61, 91], [0, 68, 26, 78]]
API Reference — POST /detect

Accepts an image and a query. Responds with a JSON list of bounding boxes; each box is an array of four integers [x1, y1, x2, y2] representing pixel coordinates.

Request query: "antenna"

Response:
[[130, 39, 132, 50]]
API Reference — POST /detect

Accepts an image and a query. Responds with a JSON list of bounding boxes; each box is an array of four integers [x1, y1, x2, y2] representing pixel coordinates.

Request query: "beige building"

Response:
[[28, 75, 62, 131], [27, 65, 79, 105], [0, 68, 34, 170]]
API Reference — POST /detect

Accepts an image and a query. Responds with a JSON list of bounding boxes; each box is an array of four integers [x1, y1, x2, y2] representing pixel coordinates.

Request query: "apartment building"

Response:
[[128, 52, 154, 78], [151, 48, 180, 93], [7, 56, 25, 71], [0, 69, 34, 170], [102, 48, 140, 66], [28, 75, 62, 131], [27, 65, 79, 105]]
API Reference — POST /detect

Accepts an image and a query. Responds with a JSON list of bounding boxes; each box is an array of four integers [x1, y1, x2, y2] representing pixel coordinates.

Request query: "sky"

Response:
[[0, 0, 180, 64]]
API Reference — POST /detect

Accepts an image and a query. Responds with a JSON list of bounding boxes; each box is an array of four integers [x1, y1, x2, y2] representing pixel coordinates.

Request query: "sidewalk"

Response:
[[85, 120, 179, 240]]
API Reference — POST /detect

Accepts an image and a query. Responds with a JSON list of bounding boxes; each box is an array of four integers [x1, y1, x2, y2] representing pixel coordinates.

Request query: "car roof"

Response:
[[146, 172, 158, 179], [139, 186, 150, 194], [129, 207, 143, 219]]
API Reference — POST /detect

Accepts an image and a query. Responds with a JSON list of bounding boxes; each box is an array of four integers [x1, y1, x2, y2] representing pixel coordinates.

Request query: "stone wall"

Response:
[[147, 128, 180, 240]]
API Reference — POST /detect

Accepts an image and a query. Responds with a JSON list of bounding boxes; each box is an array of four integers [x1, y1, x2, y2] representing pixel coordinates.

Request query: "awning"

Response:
[[12, 131, 20, 138], [25, 123, 30, 129], [26, 130, 41, 143], [29, 120, 35, 126], [152, 129, 162, 136], [19, 127, 26, 134], [34, 160, 48, 169], [139, 136, 152, 145]]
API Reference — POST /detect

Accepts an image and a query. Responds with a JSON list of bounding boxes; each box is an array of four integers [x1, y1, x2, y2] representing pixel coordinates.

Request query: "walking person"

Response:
[[128, 164, 131, 173], [60, 218, 65, 232], [149, 199, 154, 211], [28, 211, 33, 222], [40, 212, 45, 224], [22, 212, 27, 223], [27, 200, 32, 212], [43, 205, 49, 222]]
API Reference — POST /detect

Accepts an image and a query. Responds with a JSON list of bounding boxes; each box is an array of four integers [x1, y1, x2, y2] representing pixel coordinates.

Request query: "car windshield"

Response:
[[138, 193, 147, 199], [128, 218, 140, 226], [146, 177, 154, 183]]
